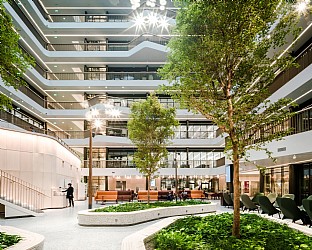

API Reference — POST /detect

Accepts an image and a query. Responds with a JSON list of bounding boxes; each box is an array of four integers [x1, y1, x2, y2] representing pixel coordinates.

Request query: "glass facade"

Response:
[[264, 166, 289, 196]]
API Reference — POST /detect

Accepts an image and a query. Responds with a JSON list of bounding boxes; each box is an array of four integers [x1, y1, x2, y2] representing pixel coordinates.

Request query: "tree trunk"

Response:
[[232, 144, 240, 238], [147, 175, 150, 205]]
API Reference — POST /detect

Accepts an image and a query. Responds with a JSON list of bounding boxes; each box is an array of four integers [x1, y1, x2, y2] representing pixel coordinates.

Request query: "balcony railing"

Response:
[[269, 41, 312, 93], [245, 105, 312, 145], [50, 14, 129, 23], [46, 72, 161, 80], [0, 111, 80, 158], [82, 158, 225, 169], [55, 127, 218, 140], [0, 170, 45, 212], [47, 37, 169, 51]]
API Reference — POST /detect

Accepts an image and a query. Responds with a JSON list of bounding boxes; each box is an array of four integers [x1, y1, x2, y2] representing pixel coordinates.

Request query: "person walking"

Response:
[[63, 183, 74, 207]]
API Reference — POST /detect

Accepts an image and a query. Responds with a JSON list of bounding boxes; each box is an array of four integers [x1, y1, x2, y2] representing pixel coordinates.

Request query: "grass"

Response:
[[93, 200, 210, 212]]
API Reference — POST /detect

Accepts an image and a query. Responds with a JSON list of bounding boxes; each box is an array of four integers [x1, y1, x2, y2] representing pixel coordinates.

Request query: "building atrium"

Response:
[[0, 0, 311, 249]]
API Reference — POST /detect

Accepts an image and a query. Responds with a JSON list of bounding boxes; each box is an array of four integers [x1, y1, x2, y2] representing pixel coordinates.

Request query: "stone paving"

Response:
[[0, 200, 311, 250]]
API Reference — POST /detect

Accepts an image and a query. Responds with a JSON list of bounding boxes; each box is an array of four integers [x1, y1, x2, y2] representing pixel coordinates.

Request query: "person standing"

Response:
[[63, 183, 74, 207]]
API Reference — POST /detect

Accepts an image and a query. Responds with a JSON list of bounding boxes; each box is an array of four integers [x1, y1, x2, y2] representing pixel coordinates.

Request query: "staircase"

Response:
[[0, 170, 45, 217]]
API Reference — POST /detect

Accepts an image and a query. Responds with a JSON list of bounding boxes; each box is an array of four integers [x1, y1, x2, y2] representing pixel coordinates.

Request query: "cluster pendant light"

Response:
[[130, 0, 168, 10]]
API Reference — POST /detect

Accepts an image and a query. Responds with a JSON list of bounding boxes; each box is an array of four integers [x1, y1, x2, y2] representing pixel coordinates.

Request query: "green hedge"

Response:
[[0, 232, 21, 249], [153, 213, 312, 250], [93, 200, 210, 212]]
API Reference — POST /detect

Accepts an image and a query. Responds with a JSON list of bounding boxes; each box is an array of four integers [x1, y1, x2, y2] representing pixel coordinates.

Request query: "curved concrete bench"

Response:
[[0, 226, 44, 250], [78, 203, 216, 226]]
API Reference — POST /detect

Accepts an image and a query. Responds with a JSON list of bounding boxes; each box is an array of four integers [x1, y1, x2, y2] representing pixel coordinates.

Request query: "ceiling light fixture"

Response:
[[130, 0, 168, 10], [295, 0, 309, 14]]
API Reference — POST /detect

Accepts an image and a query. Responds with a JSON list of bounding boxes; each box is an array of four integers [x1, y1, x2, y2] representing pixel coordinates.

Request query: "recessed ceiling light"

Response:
[[62, 69, 65, 72], [88, 86, 91, 89], [54, 36, 58, 39], [53, 122, 57, 124], [54, 65, 58, 68], [53, 93, 57, 96], [62, 96, 65, 98], [105, 86, 108, 88], [62, 122, 64, 124], [54, 10, 59, 12], [122, 86, 125, 88], [70, 128, 73, 130]]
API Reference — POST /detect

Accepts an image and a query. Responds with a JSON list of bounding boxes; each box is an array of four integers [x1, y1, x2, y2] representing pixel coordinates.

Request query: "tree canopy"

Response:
[[128, 94, 178, 202], [0, 0, 33, 109], [160, 0, 301, 237]]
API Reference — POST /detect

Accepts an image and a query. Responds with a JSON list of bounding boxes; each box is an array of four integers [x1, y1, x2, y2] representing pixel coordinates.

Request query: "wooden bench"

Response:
[[94, 191, 118, 203], [117, 190, 133, 202], [137, 191, 158, 202], [190, 190, 205, 200]]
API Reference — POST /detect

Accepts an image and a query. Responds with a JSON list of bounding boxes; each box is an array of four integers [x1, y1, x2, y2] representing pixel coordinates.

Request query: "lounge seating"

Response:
[[117, 190, 133, 202], [94, 191, 118, 203], [258, 196, 281, 218], [137, 191, 158, 202], [241, 194, 259, 212], [223, 193, 233, 207], [190, 190, 205, 200], [302, 199, 312, 227], [267, 193, 277, 203], [251, 193, 264, 205], [282, 194, 295, 200], [158, 190, 171, 201], [279, 197, 308, 224]]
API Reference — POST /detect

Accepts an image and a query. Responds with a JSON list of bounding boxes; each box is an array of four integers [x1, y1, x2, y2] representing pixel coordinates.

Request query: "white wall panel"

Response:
[[0, 127, 81, 209]]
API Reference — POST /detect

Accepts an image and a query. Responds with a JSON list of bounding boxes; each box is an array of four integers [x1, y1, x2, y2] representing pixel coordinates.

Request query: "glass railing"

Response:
[[49, 10, 176, 23], [47, 37, 169, 51], [0, 170, 45, 212], [46, 72, 161, 80], [0, 111, 80, 158], [50, 14, 129, 23], [56, 127, 218, 140], [82, 158, 225, 169]]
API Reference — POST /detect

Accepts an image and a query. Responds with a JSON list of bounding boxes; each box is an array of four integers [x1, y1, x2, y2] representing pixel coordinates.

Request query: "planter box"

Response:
[[78, 203, 217, 226], [1, 226, 44, 250]]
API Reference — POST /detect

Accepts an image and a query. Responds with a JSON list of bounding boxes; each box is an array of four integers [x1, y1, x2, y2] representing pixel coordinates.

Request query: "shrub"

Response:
[[93, 200, 210, 213], [153, 213, 312, 250], [0, 232, 21, 249]]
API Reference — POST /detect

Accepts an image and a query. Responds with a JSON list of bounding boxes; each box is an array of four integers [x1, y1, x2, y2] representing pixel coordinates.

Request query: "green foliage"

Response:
[[159, 0, 301, 236], [93, 200, 209, 212], [160, 0, 300, 159], [153, 213, 312, 250], [128, 94, 178, 189], [0, 232, 21, 249], [0, 0, 34, 110]]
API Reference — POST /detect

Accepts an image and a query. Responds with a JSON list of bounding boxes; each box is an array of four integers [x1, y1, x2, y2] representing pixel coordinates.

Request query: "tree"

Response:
[[160, 0, 301, 237], [128, 94, 178, 203], [0, 0, 33, 109]]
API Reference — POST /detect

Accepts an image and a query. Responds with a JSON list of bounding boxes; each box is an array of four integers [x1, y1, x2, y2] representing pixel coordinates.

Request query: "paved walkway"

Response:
[[0, 200, 311, 250]]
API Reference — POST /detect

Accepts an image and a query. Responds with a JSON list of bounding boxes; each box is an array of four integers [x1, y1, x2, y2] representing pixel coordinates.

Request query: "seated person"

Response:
[[167, 191, 174, 201]]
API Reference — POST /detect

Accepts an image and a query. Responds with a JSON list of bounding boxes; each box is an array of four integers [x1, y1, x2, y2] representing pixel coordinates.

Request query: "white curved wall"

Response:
[[0, 127, 82, 208]]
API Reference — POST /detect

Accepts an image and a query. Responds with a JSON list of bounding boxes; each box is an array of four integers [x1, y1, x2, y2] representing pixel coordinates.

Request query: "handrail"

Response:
[[49, 10, 176, 23], [0, 170, 46, 212], [47, 38, 169, 51], [46, 71, 161, 80]]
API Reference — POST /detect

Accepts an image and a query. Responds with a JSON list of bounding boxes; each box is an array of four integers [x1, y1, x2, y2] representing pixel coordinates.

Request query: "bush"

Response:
[[93, 200, 210, 212], [153, 213, 312, 250], [0, 232, 21, 249]]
